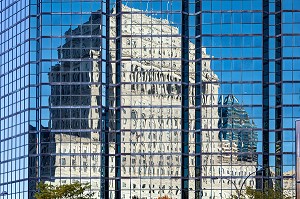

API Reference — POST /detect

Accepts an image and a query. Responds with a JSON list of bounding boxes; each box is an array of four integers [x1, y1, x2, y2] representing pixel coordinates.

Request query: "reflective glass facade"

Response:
[[0, 0, 31, 198], [0, 0, 299, 198]]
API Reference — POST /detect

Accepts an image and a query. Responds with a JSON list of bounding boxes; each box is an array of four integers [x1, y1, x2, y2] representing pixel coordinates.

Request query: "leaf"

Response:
[[229, 186, 291, 199], [35, 182, 95, 199]]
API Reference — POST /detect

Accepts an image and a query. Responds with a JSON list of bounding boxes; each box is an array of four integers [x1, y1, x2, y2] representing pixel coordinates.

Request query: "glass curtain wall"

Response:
[[108, 0, 186, 198], [37, 0, 107, 198], [0, 0, 32, 198], [107, 0, 260, 198], [281, 0, 300, 196], [201, 0, 262, 198], [1, 0, 299, 198]]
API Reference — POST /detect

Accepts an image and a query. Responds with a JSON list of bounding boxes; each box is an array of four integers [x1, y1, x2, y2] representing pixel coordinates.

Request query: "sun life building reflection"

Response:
[[48, 12, 103, 198], [45, 5, 258, 199]]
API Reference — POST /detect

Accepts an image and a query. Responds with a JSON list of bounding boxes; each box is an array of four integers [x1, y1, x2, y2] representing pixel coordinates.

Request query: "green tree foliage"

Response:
[[34, 181, 95, 199], [229, 186, 292, 199]]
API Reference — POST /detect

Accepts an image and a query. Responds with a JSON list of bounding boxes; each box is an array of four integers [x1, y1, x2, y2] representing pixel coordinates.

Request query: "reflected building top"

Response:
[[2, 0, 296, 198], [218, 94, 258, 162]]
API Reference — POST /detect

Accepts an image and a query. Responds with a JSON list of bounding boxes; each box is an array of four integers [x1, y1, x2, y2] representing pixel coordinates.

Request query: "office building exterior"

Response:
[[0, 0, 298, 198]]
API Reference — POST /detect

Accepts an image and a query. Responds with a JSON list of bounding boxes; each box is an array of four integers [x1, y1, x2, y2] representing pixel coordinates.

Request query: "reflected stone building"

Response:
[[45, 5, 258, 199], [106, 5, 257, 199], [1, 0, 298, 199], [47, 13, 104, 198]]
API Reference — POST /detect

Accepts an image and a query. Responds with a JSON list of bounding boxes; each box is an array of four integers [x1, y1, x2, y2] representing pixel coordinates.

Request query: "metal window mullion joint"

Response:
[[181, 0, 189, 198], [114, 1, 122, 198], [102, 0, 110, 197], [28, 1, 40, 185], [274, 0, 283, 190], [194, 1, 202, 198], [262, 0, 270, 190], [28, 2, 41, 196]]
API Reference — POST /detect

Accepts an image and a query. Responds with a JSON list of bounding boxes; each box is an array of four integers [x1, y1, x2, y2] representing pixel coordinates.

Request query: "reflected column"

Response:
[[181, 0, 190, 198]]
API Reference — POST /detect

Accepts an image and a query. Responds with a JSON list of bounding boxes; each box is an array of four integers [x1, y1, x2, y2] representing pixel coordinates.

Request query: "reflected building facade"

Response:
[[47, 12, 104, 198], [0, 0, 299, 198], [218, 95, 258, 162], [108, 5, 257, 199]]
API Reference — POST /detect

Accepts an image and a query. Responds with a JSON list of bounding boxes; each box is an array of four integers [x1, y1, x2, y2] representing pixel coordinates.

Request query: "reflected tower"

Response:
[[1, 0, 297, 199], [218, 95, 258, 162]]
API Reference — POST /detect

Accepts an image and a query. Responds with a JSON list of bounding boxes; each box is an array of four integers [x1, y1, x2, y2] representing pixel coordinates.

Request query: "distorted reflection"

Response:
[[107, 4, 258, 199], [47, 12, 103, 198], [43, 3, 260, 199]]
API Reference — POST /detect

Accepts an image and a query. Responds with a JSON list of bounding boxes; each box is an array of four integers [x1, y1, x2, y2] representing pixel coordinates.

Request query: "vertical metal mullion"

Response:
[[262, 0, 270, 190], [114, 0, 122, 198], [29, 1, 40, 198], [103, 0, 110, 197], [195, 0, 202, 198], [274, 0, 283, 191], [181, 0, 189, 198]]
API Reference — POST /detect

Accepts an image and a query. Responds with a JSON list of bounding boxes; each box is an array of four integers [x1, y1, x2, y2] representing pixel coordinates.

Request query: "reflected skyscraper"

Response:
[[218, 95, 258, 162], [0, 0, 298, 198]]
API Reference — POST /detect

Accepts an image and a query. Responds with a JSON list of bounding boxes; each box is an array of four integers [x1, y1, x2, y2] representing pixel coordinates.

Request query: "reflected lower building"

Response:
[[218, 95, 258, 162], [1, 0, 298, 199], [47, 13, 104, 198]]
